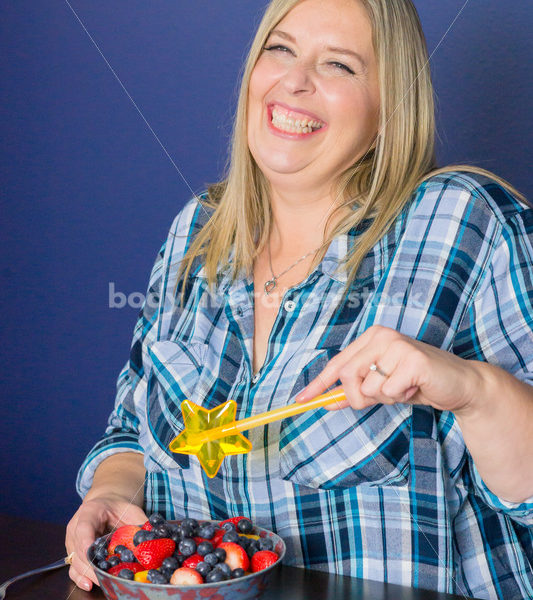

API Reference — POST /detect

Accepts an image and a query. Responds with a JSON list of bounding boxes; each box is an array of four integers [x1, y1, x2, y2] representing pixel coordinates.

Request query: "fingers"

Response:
[[66, 504, 105, 589], [294, 358, 344, 402], [351, 339, 424, 406], [115, 504, 149, 528], [296, 324, 476, 415], [67, 533, 99, 589], [65, 497, 150, 590], [297, 326, 425, 410], [68, 556, 97, 590], [295, 325, 394, 402]]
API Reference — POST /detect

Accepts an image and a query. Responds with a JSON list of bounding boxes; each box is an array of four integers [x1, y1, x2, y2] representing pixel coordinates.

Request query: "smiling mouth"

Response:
[[270, 106, 325, 135]]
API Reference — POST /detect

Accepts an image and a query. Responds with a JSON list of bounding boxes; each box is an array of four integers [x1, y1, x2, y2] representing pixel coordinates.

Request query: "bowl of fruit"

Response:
[[87, 513, 286, 600]]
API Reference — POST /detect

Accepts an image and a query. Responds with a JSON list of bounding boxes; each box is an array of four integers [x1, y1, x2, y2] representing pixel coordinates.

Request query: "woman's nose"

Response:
[[281, 61, 316, 95]]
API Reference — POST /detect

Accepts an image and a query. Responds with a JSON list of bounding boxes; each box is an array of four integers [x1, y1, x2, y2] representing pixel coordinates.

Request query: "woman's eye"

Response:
[[328, 61, 355, 75], [263, 44, 293, 55]]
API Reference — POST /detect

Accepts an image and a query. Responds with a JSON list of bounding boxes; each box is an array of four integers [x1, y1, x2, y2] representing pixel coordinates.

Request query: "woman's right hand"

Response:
[[65, 494, 148, 591]]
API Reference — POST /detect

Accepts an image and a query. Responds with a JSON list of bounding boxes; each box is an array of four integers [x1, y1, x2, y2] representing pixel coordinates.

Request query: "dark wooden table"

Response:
[[0, 514, 474, 599]]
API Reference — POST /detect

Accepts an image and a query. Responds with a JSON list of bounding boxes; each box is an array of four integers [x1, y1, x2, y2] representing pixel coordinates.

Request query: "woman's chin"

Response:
[[256, 159, 319, 185], [263, 170, 322, 193]]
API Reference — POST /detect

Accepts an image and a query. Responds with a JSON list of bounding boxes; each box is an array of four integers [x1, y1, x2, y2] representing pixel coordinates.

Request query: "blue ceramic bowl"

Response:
[[88, 520, 286, 600]]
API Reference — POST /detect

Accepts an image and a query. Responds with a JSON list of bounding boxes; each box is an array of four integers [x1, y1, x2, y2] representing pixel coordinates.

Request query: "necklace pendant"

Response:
[[264, 279, 276, 295]]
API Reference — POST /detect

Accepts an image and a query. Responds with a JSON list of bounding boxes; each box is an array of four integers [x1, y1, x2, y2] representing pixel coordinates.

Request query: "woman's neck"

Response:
[[268, 187, 348, 257]]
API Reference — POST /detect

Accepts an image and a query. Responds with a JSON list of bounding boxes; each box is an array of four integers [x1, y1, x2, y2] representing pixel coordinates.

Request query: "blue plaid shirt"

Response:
[[78, 172, 533, 599]]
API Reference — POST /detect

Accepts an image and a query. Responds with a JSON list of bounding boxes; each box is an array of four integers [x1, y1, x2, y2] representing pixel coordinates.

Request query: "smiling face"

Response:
[[247, 0, 380, 197]]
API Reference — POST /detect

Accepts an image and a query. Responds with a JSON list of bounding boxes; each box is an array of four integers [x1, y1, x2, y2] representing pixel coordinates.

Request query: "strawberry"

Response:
[[193, 536, 210, 546], [108, 525, 141, 553], [133, 538, 175, 570], [182, 553, 203, 569], [211, 528, 225, 547], [141, 520, 153, 531], [219, 516, 245, 528], [169, 567, 204, 585], [108, 562, 145, 576], [217, 542, 250, 572], [251, 550, 279, 572]]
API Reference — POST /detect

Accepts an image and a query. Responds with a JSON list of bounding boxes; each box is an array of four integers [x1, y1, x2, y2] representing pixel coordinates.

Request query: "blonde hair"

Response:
[[178, 0, 526, 296]]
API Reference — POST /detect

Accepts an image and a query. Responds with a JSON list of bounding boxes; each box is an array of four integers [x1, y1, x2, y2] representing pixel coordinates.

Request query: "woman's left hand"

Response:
[[295, 325, 484, 415]]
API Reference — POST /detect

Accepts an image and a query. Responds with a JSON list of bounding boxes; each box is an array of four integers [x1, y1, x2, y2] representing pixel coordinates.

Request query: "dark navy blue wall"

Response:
[[1, 1, 531, 524]]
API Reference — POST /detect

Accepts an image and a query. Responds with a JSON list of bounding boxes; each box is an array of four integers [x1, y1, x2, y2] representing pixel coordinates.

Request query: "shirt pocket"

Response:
[[278, 349, 412, 490], [140, 339, 209, 472]]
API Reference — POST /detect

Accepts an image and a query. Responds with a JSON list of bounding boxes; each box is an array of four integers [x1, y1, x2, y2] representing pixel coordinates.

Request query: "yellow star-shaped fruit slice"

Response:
[[169, 399, 252, 478]]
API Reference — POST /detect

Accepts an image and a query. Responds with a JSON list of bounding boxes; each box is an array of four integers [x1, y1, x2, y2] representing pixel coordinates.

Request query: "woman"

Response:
[[66, 0, 533, 598]]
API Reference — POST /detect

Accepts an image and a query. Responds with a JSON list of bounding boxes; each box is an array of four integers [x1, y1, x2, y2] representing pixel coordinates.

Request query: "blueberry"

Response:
[[232, 567, 246, 578], [236, 535, 249, 549], [258, 537, 274, 551], [246, 540, 259, 557], [153, 523, 171, 538], [196, 561, 212, 577], [118, 549, 135, 563], [197, 541, 214, 557], [162, 556, 179, 570], [133, 529, 155, 546], [118, 568, 134, 580], [214, 562, 232, 577], [181, 518, 199, 533], [159, 566, 174, 579], [98, 560, 111, 571], [214, 547, 226, 562], [179, 523, 194, 538], [159, 567, 176, 582], [222, 530, 239, 543], [237, 518, 253, 534], [148, 513, 165, 526], [205, 569, 227, 583], [198, 524, 216, 540], [132, 530, 145, 545], [95, 536, 109, 549], [87, 546, 97, 563], [93, 547, 108, 562], [170, 531, 181, 544], [89, 540, 108, 562], [166, 523, 181, 542], [167, 522, 180, 534], [107, 555, 120, 567], [173, 552, 186, 566], [182, 517, 199, 528], [179, 537, 197, 557], [114, 545, 127, 555], [203, 552, 219, 566], [221, 522, 236, 532], [147, 569, 168, 584]]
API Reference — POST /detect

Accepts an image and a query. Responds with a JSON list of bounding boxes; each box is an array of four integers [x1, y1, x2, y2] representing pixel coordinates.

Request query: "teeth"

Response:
[[271, 107, 324, 134]]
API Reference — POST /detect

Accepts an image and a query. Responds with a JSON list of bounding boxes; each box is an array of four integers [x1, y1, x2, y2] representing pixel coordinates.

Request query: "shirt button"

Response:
[[284, 299, 296, 312], [251, 373, 260, 384]]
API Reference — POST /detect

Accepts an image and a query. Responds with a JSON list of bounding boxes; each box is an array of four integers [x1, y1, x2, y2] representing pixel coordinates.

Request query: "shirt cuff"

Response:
[[76, 432, 144, 498]]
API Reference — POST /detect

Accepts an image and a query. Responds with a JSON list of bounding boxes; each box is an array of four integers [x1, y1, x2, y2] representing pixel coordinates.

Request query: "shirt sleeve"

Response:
[[452, 208, 533, 523], [76, 239, 167, 498], [76, 196, 212, 497]]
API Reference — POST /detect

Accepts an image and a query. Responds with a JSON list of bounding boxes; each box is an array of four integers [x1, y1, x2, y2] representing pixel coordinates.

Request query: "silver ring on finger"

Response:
[[369, 363, 389, 378]]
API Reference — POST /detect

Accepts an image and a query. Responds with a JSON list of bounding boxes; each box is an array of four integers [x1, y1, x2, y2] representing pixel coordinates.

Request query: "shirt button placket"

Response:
[[284, 299, 296, 312]]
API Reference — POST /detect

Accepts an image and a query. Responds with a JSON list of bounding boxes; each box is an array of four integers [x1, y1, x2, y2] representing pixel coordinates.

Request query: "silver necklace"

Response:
[[264, 240, 325, 295]]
